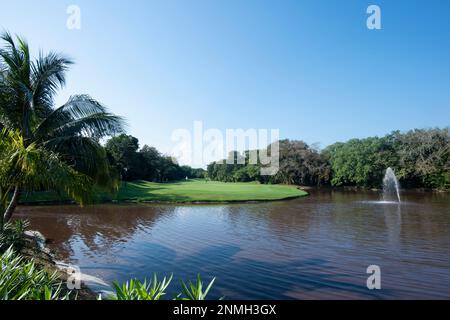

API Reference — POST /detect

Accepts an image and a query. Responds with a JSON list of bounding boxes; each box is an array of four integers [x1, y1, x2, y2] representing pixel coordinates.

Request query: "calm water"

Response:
[[16, 190, 450, 299]]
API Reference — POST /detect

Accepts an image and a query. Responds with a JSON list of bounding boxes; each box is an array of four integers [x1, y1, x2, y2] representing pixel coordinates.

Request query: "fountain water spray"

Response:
[[383, 167, 401, 203]]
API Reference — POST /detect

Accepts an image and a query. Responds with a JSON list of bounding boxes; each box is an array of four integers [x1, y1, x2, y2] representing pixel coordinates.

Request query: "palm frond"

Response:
[[0, 33, 33, 136], [31, 51, 73, 116], [42, 113, 125, 140], [0, 129, 93, 206], [41, 135, 119, 191], [34, 95, 125, 139]]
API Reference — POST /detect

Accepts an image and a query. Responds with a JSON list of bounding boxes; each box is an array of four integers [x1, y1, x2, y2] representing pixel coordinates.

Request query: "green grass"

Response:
[[21, 180, 307, 204]]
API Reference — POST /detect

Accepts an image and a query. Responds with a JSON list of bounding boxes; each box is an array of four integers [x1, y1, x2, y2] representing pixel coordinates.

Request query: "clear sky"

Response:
[[1, 0, 449, 162]]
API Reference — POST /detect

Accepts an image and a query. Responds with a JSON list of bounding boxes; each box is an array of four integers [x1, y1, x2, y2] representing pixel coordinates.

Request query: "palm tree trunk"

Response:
[[3, 186, 20, 223], [0, 206, 4, 231], [0, 188, 4, 231]]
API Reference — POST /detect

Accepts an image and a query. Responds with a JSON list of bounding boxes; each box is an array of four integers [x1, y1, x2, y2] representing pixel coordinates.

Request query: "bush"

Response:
[[0, 247, 73, 300], [107, 274, 217, 300], [0, 220, 29, 254], [109, 274, 173, 300], [178, 274, 216, 300]]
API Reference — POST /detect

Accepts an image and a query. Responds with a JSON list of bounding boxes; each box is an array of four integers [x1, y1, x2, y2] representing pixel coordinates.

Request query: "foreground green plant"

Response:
[[179, 274, 216, 300], [109, 274, 173, 300], [0, 220, 28, 253], [107, 274, 218, 300], [0, 247, 72, 300]]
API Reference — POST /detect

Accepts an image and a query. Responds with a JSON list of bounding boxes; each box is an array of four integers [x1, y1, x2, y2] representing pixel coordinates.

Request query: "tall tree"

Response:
[[0, 32, 124, 223], [140, 145, 162, 181], [393, 128, 449, 188], [105, 134, 140, 180]]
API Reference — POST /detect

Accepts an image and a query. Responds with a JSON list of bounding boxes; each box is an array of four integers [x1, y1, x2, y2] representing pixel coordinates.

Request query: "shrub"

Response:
[[107, 273, 218, 300], [178, 274, 216, 300], [0, 220, 29, 254], [0, 247, 73, 300], [109, 274, 173, 300]]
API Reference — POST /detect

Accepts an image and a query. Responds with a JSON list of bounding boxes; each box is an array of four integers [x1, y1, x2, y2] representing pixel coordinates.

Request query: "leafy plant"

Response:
[[107, 273, 218, 300], [0, 220, 29, 253], [109, 273, 173, 300], [0, 246, 72, 300], [178, 274, 216, 300]]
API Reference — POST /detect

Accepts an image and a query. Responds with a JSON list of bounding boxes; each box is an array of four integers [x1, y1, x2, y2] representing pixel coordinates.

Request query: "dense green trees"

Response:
[[105, 134, 205, 182], [207, 129, 449, 190], [392, 129, 449, 188], [105, 134, 141, 180], [270, 140, 330, 186], [325, 129, 449, 189], [324, 137, 397, 188], [207, 140, 330, 186]]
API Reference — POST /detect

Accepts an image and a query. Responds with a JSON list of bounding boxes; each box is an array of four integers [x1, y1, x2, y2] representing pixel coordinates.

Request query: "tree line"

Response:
[[207, 128, 449, 190], [105, 134, 205, 182]]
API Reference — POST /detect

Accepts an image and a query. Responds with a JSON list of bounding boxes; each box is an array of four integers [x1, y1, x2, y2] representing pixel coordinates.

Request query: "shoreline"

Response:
[[18, 194, 308, 206], [20, 180, 308, 206], [20, 230, 99, 300], [17, 186, 449, 207]]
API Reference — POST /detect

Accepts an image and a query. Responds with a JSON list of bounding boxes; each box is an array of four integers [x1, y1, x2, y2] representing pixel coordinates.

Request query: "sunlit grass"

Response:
[[22, 179, 307, 204]]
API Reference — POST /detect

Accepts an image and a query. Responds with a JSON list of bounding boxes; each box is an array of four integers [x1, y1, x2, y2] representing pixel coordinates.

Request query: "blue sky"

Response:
[[1, 0, 449, 160]]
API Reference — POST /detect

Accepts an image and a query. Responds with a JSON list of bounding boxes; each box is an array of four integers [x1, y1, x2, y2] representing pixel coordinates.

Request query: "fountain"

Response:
[[383, 167, 401, 203]]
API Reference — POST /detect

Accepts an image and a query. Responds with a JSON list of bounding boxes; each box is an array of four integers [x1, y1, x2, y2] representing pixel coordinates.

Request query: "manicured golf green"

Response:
[[22, 180, 307, 204], [113, 180, 307, 203]]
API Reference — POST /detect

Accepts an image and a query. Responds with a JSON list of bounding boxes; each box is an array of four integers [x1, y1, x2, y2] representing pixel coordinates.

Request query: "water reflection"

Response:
[[15, 191, 450, 299]]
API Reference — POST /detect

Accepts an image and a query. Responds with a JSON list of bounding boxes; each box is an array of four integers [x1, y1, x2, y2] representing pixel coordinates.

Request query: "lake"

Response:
[[16, 190, 450, 299]]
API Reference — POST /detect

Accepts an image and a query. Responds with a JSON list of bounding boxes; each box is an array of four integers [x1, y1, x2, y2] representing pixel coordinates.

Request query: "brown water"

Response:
[[16, 190, 450, 299]]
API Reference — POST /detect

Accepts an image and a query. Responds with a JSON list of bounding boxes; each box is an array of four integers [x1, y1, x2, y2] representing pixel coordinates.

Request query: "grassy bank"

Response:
[[22, 180, 307, 204]]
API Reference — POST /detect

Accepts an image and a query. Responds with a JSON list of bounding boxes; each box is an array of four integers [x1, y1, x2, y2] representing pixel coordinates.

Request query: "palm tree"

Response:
[[0, 129, 94, 230], [0, 32, 125, 225]]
